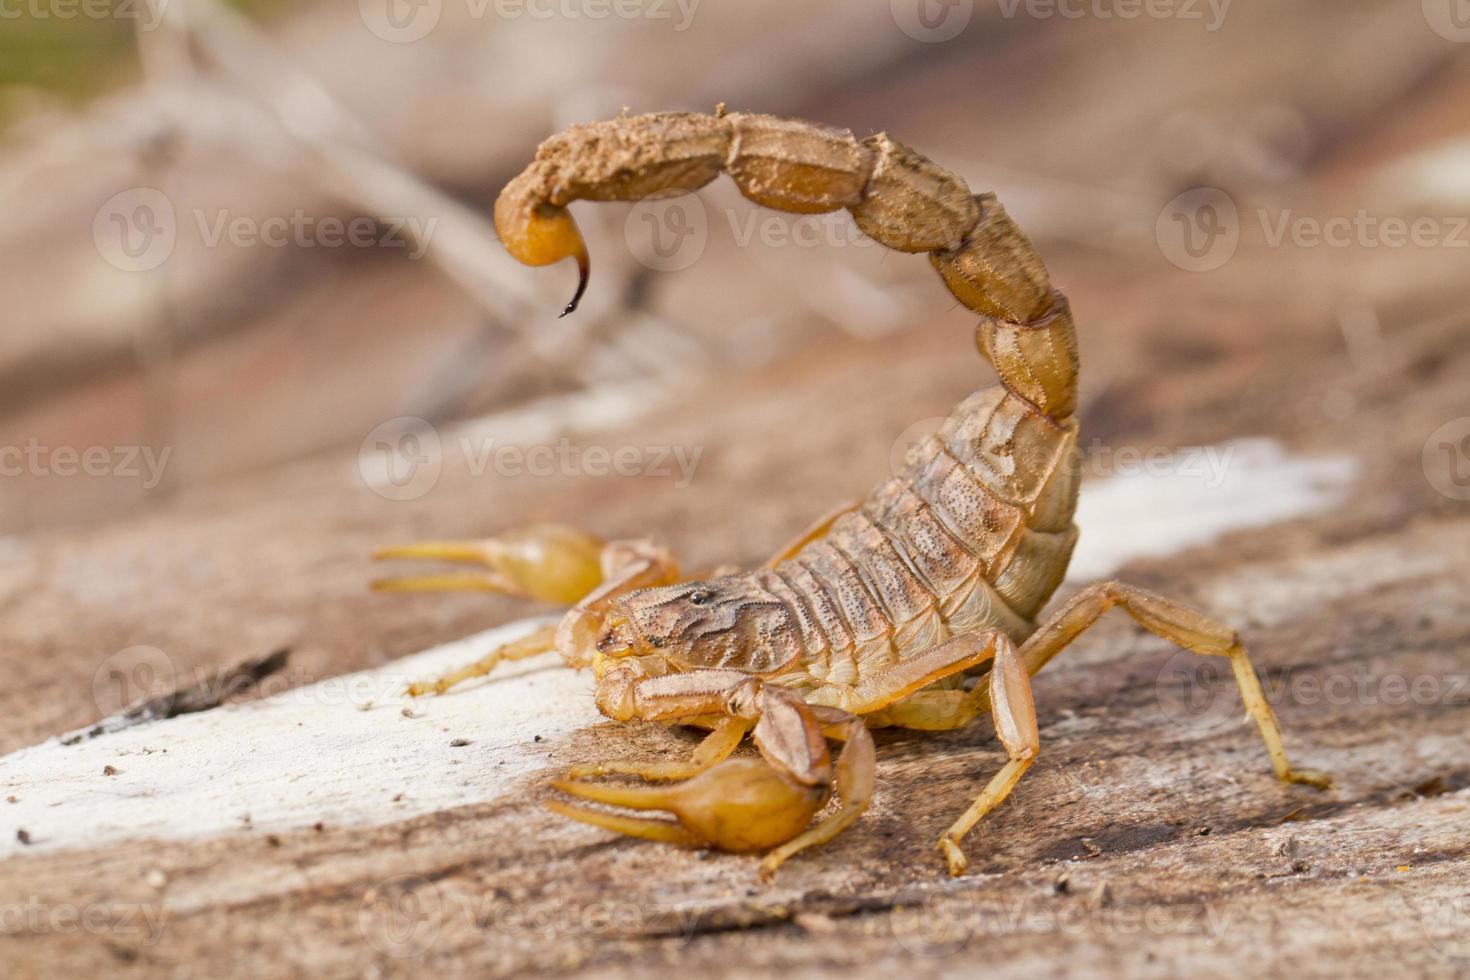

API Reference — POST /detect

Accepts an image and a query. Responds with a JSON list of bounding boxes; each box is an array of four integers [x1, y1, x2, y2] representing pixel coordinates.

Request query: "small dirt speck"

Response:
[[450, 738, 472, 747], [103, 765, 119, 776], [16, 829, 31, 845]]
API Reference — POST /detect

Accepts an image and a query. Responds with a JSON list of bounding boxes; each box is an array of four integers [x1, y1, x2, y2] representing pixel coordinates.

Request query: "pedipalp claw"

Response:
[[549, 758, 827, 854], [371, 541, 500, 564], [544, 799, 702, 847], [371, 525, 605, 604], [372, 569, 518, 595]]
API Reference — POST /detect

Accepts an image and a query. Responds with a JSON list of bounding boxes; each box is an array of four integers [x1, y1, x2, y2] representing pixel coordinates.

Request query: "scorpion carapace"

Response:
[[373, 109, 1331, 879]]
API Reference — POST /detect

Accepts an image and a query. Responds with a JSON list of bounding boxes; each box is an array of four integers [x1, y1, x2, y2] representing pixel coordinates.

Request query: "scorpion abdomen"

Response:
[[770, 386, 1078, 670]]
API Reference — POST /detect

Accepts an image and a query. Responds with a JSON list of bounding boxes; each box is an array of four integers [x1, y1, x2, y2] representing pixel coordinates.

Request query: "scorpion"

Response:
[[372, 108, 1331, 879]]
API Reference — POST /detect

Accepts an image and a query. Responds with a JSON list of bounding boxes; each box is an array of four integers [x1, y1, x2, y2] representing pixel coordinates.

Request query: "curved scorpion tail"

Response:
[[492, 108, 1078, 420]]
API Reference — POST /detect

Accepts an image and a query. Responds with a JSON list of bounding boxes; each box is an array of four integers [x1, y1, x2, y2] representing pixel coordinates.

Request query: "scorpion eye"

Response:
[[687, 589, 714, 606], [648, 636, 667, 648]]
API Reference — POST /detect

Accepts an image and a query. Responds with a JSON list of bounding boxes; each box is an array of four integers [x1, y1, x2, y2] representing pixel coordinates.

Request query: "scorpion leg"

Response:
[[1013, 581, 1333, 790], [756, 706, 874, 879], [404, 624, 558, 698], [935, 634, 1039, 876], [552, 669, 875, 877], [801, 629, 1038, 876]]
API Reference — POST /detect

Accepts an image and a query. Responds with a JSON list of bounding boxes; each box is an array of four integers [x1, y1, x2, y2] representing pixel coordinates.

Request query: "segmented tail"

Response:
[[493, 109, 1078, 421]]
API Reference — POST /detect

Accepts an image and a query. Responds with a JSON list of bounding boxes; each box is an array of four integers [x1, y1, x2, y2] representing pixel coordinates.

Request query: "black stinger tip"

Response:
[[559, 251, 591, 318]]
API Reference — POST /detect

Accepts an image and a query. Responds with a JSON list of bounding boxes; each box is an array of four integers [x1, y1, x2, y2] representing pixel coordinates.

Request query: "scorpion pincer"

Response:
[[372, 107, 1332, 879]]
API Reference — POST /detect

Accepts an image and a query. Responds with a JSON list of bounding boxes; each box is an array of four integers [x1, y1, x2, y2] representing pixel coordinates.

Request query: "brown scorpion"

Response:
[[372, 108, 1331, 878]]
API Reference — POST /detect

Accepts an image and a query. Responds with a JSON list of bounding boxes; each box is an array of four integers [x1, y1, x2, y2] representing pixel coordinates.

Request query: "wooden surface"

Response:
[[3, 3, 1470, 977], [3, 266, 1469, 976]]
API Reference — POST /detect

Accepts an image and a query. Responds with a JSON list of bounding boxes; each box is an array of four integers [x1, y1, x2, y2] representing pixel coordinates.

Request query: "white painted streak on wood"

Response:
[[0, 439, 1356, 857], [0, 616, 595, 858], [1068, 438, 1358, 581]]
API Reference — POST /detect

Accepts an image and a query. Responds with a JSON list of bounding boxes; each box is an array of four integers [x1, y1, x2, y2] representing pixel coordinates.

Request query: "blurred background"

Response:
[[3, 0, 1466, 534]]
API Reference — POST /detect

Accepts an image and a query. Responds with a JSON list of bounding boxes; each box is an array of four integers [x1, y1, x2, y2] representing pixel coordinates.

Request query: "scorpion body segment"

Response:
[[494, 110, 1083, 668], [378, 110, 1330, 879]]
